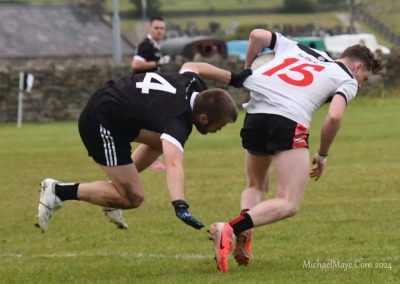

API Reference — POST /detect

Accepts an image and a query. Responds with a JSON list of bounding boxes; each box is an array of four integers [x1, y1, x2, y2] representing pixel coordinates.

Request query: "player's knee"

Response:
[[247, 183, 267, 194], [125, 194, 144, 209], [113, 181, 145, 209], [285, 202, 300, 218]]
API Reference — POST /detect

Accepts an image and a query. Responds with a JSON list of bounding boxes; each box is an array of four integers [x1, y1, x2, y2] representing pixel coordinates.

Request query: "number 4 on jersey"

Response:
[[136, 73, 177, 94]]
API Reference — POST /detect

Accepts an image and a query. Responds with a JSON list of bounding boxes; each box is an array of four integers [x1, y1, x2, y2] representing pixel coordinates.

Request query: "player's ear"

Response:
[[355, 62, 363, 73], [197, 114, 209, 124]]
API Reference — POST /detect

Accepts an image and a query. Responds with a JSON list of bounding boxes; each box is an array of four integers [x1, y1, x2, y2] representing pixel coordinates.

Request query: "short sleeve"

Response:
[[179, 72, 208, 93], [273, 33, 298, 55], [335, 79, 358, 104], [136, 42, 155, 61], [161, 116, 192, 152]]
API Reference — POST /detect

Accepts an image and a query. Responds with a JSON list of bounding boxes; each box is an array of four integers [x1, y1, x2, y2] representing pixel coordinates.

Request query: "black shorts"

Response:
[[240, 113, 309, 156], [78, 108, 137, 167]]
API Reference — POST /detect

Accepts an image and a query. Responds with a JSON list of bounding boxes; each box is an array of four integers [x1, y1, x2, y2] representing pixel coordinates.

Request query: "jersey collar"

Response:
[[190, 92, 199, 110], [336, 62, 355, 79], [147, 34, 161, 49]]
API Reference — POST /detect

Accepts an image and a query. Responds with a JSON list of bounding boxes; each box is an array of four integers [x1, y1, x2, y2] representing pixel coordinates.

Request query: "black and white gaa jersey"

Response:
[[243, 33, 358, 127], [88, 71, 208, 151], [133, 36, 162, 74]]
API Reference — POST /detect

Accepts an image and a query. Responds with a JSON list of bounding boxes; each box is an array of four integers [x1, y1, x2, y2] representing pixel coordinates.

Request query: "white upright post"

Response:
[[112, 0, 122, 65], [141, 0, 147, 21], [17, 71, 24, 128]]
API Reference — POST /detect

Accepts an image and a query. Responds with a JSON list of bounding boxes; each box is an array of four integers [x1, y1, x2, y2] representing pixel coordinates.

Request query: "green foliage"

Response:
[[316, 0, 347, 11], [0, 97, 399, 282], [226, 24, 257, 40], [130, 0, 161, 17], [78, 0, 105, 15], [166, 12, 342, 36], [282, 0, 316, 13], [160, 0, 282, 11]]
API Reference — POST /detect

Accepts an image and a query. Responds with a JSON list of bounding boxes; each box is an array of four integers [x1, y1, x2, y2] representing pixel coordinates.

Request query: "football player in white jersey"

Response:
[[208, 29, 384, 272]]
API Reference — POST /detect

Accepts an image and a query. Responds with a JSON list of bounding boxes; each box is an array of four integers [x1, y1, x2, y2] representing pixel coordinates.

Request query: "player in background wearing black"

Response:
[[35, 62, 252, 233], [208, 29, 384, 272], [131, 16, 170, 74]]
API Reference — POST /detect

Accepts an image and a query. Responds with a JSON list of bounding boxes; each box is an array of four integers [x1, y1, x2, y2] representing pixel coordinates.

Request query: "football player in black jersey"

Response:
[[131, 16, 170, 74], [35, 62, 252, 233]]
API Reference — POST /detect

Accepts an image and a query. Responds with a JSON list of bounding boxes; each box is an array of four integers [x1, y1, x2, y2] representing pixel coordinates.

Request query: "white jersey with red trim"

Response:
[[243, 33, 358, 127]]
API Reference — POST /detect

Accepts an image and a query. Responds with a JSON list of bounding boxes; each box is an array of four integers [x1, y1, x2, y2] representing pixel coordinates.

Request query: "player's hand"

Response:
[[310, 152, 327, 181], [172, 200, 204, 230], [229, 69, 252, 87], [158, 55, 171, 65]]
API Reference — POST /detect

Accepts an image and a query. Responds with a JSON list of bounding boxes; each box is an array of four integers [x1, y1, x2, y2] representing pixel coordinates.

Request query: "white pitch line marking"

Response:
[[0, 252, 210, 260], [1, 253, 399, 262]]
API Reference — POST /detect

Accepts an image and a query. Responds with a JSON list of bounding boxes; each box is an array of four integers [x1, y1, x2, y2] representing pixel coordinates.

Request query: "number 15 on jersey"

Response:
[[262, 57, 325, 87]]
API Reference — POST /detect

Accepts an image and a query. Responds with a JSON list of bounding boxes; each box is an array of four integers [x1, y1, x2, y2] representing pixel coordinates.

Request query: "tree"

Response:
[[282, 0, 316, 13], [131, 0, 161, 18], [77, 0, 105, 15], [317, 0, 347, 11]]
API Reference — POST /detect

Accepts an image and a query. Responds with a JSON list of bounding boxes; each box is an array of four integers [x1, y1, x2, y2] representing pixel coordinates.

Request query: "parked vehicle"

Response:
[[324, 33, 391, 58]]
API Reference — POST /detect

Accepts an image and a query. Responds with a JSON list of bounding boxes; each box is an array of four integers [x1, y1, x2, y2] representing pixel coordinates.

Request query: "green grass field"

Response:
[[0, 97, 399, 283]]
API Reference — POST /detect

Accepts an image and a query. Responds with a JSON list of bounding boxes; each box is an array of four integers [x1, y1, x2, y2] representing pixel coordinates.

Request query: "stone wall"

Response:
[[0, 62, 129, 122], [0, 57, 249, 123]]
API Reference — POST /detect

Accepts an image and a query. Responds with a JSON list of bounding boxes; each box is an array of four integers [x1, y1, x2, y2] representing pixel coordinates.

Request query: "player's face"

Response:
[[207, 121, 227, 133], [194, 120, 227, 135], [351, 63, 371, 88], [354, 68, 371, 88], [149, 20, 166, 42]]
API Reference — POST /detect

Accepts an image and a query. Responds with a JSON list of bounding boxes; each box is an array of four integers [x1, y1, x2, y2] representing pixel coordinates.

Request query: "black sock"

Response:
[[55, 183, 79, 201], [229, 213, 254, 237]]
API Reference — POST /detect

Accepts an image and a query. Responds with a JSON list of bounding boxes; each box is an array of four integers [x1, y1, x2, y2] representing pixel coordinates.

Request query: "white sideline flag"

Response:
[[24, 73, 34, 93], [17, 72, 34, 128]]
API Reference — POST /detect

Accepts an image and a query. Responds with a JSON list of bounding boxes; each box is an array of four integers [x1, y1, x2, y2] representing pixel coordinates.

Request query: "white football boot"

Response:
[[36, 178, 63, 233], [103, 208, 128, 229]]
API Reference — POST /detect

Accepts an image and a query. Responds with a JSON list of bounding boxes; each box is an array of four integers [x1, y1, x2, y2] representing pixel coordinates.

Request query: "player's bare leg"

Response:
[[134, 129, 165, 171], [36, 163, 144, 232], [132, 144, 162, 172], [240, 152, 271, 209], [231, 148, 308, 265], [234, 152, 272, 265], [247, 148, 309, 226], [79, 163, 145, 209], [102, 129, 162, 228]]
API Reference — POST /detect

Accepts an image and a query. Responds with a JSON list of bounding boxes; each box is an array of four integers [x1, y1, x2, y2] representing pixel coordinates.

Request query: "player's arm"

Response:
[[131, 44, 158, 72], [162, 139, 185, 201], [162, 139, 204, 229], [180, 62, 251, 87], [245, 29, 273, 68], [310, 95, 347, 181], [131, 58, 157, 72]]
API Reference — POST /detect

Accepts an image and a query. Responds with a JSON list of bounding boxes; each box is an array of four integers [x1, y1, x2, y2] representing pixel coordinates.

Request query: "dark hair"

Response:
[[193, 88, 238, 124], [340, 44, 384, 74], [150, 16, 164, 23]]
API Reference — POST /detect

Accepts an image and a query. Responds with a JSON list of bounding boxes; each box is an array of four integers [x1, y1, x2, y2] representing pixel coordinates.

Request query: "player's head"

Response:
[[192, 88, 238, 135], [149, 16, 165, 42], [340, 44, 384, 87]]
